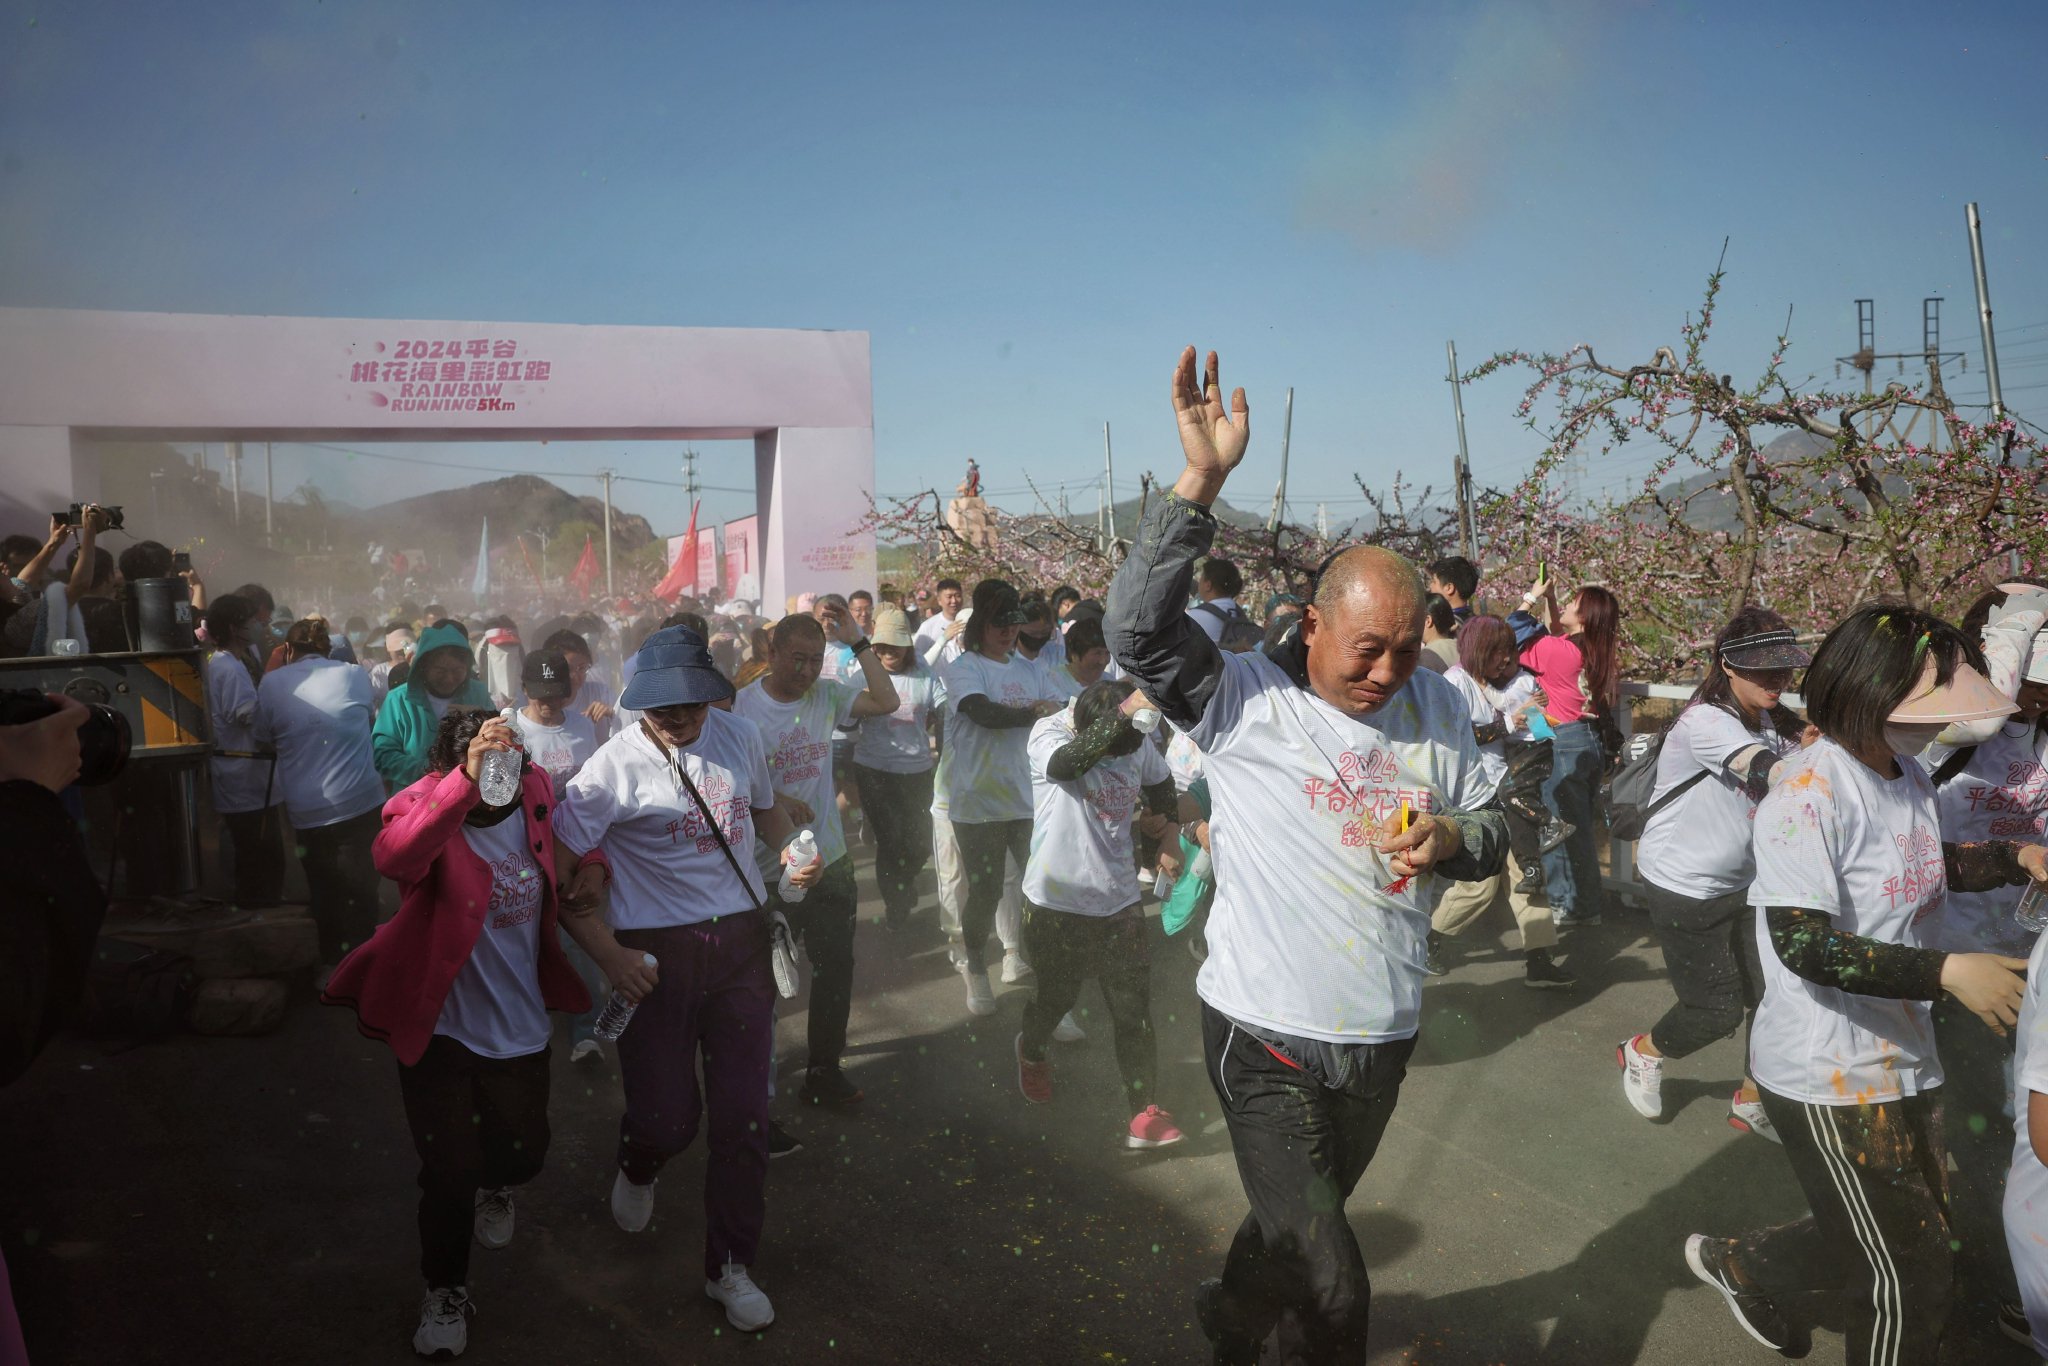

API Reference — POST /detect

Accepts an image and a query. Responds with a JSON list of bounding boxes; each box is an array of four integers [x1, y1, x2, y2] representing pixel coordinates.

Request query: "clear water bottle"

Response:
[[778, 829, 819, 903], [2017, 881, 2048, 934], [478, 707, 522, 806], [591, 954, 658, 1041]]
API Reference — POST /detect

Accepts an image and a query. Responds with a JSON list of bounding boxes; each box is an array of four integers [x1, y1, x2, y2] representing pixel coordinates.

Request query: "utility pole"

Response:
[[264, 441, 274, 545], [601, 469, 615, 598], [682, 448, 699, 503], [1317, 502, 1329, 541], [1102, 423, 1117, 549], [228, 441, 242, 527], [1967, 201, 2017, 573], [1268, 388, 1294, 532], [1446, 344, 1478, 560]]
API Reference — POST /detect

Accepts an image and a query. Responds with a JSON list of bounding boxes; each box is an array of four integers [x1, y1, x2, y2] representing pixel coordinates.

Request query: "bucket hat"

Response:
[[619, 626, 735, 709]]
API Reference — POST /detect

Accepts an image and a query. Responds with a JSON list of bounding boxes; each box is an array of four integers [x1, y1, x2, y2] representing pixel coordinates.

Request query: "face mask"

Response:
[[1883, 721, 1946, 757]]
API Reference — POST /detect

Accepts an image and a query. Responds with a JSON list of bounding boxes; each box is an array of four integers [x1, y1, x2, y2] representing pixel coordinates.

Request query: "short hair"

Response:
[[65, 546, 116, 591], [1074, 677, 1138, 735], [431, 617, 470, 640], [1427, 556, 1479, 602], [283, 617, 332, 658], [428, 706, 503, 777], [542, 629, 591, 660], [1803, 603, 1976, 756], [1051, 585, 1080, 609], [117, 541, 173, 582], [232, 583, 275, 614], [1019, 593, 1052, 627], [1199, 557, 1243, 599], [771, 613, 826, 648], [202, 593, 259, 648], [1313, 546, 1424, 617], [662, 611, 709, 637], [1423, 593, 1458, 637], [421, 603, 447, 621], [382, 618, 413, 635], [1, 534, 41, 571], [1065, 617, 1106, 659], [849, 589, 873, 606], [482, 614, 516, 631], [935, 577, 963, 595], [344, 615, 368, 634]]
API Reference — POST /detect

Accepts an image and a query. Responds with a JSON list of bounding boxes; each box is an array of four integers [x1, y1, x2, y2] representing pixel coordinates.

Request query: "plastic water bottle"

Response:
[[1130, 707, 1163, 734], [591, 954, 658, 1041], [2017, 882, 2048, 934], [778, 829, 819, 903], [478, 708, 521, 806]]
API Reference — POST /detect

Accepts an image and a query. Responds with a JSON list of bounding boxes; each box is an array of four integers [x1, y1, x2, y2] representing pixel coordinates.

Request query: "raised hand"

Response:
[[1170, 347, 1249, 504]]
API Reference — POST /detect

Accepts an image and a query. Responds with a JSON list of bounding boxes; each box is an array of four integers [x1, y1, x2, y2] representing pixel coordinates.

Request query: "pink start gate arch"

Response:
[[0, 307, 877, 610]]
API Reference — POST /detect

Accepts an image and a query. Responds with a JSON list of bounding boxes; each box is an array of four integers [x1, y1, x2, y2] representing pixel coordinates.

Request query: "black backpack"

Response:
[[1192, 601, 1264, 654], [1606, 726, 1705, 842]]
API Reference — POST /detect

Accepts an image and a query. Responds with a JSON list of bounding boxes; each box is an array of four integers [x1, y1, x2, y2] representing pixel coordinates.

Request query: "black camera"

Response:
[[171, 550, 192, 575], [0, 688, 132, 786], [53, 504, 125, 531]]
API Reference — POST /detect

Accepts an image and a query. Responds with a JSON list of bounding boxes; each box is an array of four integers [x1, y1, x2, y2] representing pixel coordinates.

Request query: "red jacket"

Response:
[[321, 764, 595, 1065]]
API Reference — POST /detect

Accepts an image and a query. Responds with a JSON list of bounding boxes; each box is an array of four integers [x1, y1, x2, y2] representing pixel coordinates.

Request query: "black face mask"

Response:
[[1020, 632, 1051, 650]]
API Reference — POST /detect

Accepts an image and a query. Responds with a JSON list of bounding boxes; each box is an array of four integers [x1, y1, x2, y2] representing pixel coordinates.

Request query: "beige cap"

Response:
[[1887, 657, 2017, 724], [872, 607, 914, 648]]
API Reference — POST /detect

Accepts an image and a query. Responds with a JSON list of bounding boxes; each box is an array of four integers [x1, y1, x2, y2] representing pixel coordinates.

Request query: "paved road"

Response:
[[1, 854, 2031, 1364]]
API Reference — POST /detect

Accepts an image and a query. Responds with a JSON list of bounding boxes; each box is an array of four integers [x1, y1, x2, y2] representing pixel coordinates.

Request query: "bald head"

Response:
[[1314, 546, 1425, 616], [1302, 546, 1428, 716]]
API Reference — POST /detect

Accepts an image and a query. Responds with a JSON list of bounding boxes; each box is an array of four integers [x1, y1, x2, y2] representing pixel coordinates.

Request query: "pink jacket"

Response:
[[321, 764, 595, 1065]]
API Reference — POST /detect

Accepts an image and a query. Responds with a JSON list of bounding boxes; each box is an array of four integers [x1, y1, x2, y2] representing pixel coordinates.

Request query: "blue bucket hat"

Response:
[[619, 626, 734, 709]]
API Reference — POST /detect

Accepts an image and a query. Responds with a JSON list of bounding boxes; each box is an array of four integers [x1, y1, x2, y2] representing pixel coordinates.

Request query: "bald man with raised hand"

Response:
[[1105, 348, 1508, 1366]]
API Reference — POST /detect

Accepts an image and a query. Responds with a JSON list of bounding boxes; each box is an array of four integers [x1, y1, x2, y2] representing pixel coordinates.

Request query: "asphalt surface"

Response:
[[2, 851, 2035, 1365]]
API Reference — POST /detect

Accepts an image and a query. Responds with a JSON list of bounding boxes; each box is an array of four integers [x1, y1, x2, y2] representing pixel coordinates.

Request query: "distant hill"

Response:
[[358, 474, 657, 561], [1638, 429, 1910, 534]]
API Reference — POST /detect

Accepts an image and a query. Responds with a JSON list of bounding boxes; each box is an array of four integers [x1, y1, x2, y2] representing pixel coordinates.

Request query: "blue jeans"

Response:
[[1538, 720, 1605, 917]]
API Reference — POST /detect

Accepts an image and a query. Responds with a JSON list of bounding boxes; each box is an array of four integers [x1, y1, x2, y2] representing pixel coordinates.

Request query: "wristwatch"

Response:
[[847, 637, 873, 655]]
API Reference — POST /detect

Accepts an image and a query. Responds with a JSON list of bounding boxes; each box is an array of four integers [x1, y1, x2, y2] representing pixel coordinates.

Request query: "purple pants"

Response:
[[612, 913, 775, 1280]]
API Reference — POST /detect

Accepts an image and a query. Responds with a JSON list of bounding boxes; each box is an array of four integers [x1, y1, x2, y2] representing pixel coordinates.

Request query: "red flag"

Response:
[[653, 501, 700, 600], [569, 535, 600, 597]]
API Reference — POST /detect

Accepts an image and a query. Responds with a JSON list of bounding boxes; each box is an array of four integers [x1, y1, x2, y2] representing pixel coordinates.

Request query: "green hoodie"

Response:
[[371, 622, 493, 790]]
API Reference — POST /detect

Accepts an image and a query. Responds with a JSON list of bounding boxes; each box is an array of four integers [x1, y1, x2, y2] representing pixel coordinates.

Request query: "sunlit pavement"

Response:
[[1, 858, 2026, 1364]]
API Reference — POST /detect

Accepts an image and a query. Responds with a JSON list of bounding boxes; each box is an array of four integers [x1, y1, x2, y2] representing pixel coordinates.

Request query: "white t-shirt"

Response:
[[818, 640, 861, 739], [1039, 662, 1088, 706], [733, 676, 863, 865], [1024, 708, 1171, 916], [1443, 665, 1512, 786], [1190, 597, 1241, 643], [1165, 727, 1206, 795], [1638, 704, 1798, 900], [511, 708, 599, 799], [552, 711, 774, 930], [205, 652, 271, 815], [1189, 655, 1497, 1044], [1747, 738, 1947, 1104], [913, 610, 959, 656], [436, 814, 551, 1059], [1032, 630, 1067, 673], [853, 665, 943, 775], [2004, 925, 2048, 1339], [939, 651, 1059, 825], [1930, 721, 2048, 955], [253, 656, 386, 830]]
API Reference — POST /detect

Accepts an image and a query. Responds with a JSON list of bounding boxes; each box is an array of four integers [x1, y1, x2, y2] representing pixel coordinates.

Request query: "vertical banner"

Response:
[[722, 515, 759, 603]]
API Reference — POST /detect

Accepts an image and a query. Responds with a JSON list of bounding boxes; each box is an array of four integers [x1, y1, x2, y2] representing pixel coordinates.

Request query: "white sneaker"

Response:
[[1729, 1092, 1782, 1144], [1617, 1034, 1663, 1119], [964, 964, 998, 1016], [1136, 867, 1156, 888], [1052, 1012, 1086, 1043], [412, 1285, 473, 1359], [569, 1039, 602, 1065], [472, 1187, 514, 1250], [946, 936, 967, 970], [610, 1170, 655, 1233], [705, 1259, 775, 1331], [1001, 951, 1033, 984]]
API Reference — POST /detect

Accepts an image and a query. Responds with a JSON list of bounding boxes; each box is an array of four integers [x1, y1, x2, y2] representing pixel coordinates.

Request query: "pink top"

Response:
[[1521, 634, 1589, 724]]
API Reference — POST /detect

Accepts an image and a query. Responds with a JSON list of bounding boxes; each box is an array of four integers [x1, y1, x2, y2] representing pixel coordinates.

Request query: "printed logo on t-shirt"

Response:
[[1085, 769, 1138, 826], [486, 849, 541, 930], [1963, 761, 2048, 838], [1888, 827, 1948, 919], [662, 770, 750, 855], [995, 681, 1031, 706], [1302, 748, 1436, 847], [768, 723, 831, 786]]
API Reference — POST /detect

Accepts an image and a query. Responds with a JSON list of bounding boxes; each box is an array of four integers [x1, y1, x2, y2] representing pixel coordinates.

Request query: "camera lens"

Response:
[[76, 704, 132, 786]]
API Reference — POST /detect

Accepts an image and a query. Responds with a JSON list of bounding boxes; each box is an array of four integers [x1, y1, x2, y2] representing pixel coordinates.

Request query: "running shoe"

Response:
[[1001, 950, 1034, 984], [1052, 1011, 1087, 1043], [1126, 1104, 1185, 1149], [1536, 817, 1576, 856], [1424, 931, 1449, 977], [609, 1170, 655, 1233], [799, 1064, 863, 1109], [472, 1187, 514, 1250], [964, 965, 997, 1016], [705, 1259, 775, 1332], [1196, 1279, 1262, 1366], [569, 1039, 603, 1065], [412, 1285, 474, 1360], [1998, 1300, 2036, 1349], [1523, 949, 1576, 990], [1016, 1033, 1053, 1104], [766, 1120, 803, 1159], [1684, 1234, 1806, 1357], [1512, 866, 1547, 900], [1728, 1092, 1781, 1144], [1617, 1034, 1663, 1118], [1553, 909, 1603, 928]]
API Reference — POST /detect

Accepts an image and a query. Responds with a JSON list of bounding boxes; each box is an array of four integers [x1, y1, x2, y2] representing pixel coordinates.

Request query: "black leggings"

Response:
[[396, 1035, 551, 1290], [1642, 883, 1763, 1060], [852, 763, 934, 922], [220, 806, 286, 909], [1018, 902, 1156, 1115], [1731, 1088, 1951, 1362], [953, 818, 1032, 975]]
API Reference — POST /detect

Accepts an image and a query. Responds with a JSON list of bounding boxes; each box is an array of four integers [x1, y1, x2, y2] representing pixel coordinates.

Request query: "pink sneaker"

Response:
[[1015, 1033, 1052, 1104], [1126, 1104, 1184, 1150]]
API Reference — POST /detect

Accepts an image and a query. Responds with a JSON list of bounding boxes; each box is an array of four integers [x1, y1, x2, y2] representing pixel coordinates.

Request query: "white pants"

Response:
[[931, 810, 1021, 952]]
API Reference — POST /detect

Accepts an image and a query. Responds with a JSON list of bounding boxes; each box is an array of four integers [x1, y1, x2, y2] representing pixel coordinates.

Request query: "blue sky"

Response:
[[4, 0, 2046, 541]]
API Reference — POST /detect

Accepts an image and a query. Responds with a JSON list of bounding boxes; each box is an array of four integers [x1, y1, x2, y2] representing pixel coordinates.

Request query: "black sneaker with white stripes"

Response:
[[1684, 1234, 1808, 1358]]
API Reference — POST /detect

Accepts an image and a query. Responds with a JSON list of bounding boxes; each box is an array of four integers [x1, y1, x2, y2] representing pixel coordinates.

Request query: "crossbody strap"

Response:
[[1642, 768, 1708, 820], [652, 725, 767, 913]]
